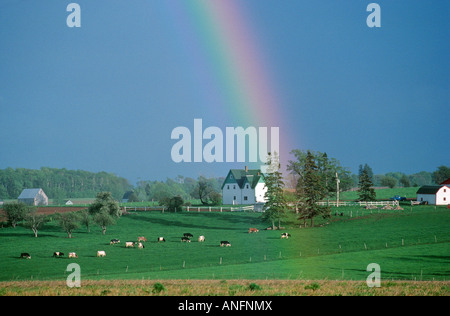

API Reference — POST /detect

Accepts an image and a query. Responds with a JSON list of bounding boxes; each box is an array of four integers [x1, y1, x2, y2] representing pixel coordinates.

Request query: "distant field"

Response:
[[339, 187, 420, 201], [0, 205, 448, 284]]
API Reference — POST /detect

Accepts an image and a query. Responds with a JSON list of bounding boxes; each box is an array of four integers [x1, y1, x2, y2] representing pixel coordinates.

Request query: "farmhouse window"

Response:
[[233, 185, 236, 189], [244, 196, 248, 201], [233, 196, 236, 200], [227, 185, 229, 189], [246, 184, 249, 189]]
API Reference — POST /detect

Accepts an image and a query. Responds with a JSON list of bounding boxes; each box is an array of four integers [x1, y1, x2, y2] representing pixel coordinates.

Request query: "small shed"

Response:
[[18, 188, 49, 206], [416, 185, 450, 205]]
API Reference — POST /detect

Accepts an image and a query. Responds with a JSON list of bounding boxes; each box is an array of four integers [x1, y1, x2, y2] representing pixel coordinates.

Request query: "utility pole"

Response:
[[336, 172, 340, 207]]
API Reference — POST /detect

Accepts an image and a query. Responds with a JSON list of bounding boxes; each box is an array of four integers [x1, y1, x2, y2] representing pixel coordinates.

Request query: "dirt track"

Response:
[[0, 206, 88, 221]]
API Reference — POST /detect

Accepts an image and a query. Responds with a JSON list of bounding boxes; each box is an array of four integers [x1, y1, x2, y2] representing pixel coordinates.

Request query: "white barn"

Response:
[[221, 167, 267, 205], [416, 185, 450, 205], [18, 188, 49, 206]]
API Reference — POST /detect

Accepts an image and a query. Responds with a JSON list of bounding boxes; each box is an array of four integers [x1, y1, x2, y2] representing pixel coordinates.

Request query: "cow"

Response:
[[53, 252, 64, 258], [20, 253, 31, 259], [125, 242, 135, 248], [183, 233, 193, 238], [220, 241, 231, 247], [181, 237, 191, 242], [138, 242, 145, 249], [68, 252, 78, 258], [110, 239, 120, 245], [137, 236, 147, 242], [97, 251, 106, 257], [281, 233, 291, 239], [157, 237, 166, 242], [248, 228, 259, 233], [198, 235, 205, 242]]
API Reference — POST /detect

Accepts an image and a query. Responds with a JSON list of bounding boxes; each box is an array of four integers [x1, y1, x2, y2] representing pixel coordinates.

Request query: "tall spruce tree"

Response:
[[298, 151, 329, 227], [358, 169, 376, 201], [262, 152, 288, 230]]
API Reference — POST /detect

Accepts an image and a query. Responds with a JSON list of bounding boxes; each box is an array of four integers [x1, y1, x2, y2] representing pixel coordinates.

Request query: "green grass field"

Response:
[[0, 206, 449, 282]]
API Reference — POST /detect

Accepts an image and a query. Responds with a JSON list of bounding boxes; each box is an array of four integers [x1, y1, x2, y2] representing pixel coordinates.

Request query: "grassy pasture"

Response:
[[0, 206, 449, 283]]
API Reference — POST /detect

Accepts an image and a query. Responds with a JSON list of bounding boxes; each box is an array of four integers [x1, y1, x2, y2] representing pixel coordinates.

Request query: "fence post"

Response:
[[220, 207, 222, 212], [209, 207, 211, 212], [187, 206, 189, 212]]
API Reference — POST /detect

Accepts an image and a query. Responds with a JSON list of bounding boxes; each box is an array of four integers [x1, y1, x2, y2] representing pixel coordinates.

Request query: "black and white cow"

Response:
[[53, 251, 64, 258], [20, 253, 31, 259], [181, 237, 191, 242], [183, 233, 193, 238], [281, 233, 291, 239], [110, 239, 120, 245], [157, 237, 166, 242], [220, 241, 231, 247]]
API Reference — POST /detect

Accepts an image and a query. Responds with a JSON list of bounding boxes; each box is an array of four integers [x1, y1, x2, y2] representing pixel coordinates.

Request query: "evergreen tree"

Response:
[[358, 169, 376, 201], [298, 151, 329, 227], [262, 152, 288, 230]]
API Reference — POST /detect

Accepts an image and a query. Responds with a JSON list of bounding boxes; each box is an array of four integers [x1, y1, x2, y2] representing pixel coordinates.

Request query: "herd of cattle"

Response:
[[19, 229, 291, 259]]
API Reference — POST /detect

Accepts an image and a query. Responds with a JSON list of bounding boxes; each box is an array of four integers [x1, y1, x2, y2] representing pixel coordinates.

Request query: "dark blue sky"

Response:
[[0, 1, 448, 184]]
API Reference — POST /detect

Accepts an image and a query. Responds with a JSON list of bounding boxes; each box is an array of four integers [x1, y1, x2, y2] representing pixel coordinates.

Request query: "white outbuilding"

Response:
[[416, 185, 450, 205]]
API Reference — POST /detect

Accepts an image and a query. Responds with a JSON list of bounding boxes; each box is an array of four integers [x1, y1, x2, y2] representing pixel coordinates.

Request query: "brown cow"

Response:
[[248, 228, 259, 233], [137, 236, 147, 242]]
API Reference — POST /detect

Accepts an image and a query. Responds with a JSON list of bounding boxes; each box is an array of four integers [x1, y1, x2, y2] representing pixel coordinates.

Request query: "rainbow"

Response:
[[165, 0, 294, 165]]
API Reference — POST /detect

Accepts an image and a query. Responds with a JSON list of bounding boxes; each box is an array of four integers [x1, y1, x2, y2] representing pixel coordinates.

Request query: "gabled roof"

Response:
[[18, 188, 44, 199], [222, 169, 264, 190], [416, 185, 447, 195], [440, 178, 450, 185]]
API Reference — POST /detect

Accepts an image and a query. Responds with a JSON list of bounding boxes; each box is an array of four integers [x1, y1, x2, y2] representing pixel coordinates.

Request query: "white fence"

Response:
[[316, 200, 398, 207]]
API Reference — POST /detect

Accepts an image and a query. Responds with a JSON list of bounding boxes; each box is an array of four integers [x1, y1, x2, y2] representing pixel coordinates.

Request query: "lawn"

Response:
[[0, 205, 448, 282]]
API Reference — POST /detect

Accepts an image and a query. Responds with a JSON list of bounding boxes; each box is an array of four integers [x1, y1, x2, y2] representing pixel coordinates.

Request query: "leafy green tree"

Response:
[[380, 175, 397, 188], [88, 192, 120, 235], [88, 192, 121, 218], [358, 169, 376, 201], [263, 152, 288, 229], [93, 211, 115, 235], [399, 175, 411, 187], [79, 209, 92, 232], [23, 209, 48, 238], [432, 165, 450, 184], [56, 212, 81, 238], [160, 195, 184, 212], [2, 202, 30, 228]]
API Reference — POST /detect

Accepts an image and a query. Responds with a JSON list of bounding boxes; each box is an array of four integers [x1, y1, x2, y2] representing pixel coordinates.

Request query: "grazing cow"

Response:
[[198, 235, 205, 242], [183, 233, 193, 238], [220, 241, 231, 247], [281, 233, 291, 239], [248, 228, 259, 233], [138, 242, 145, 249], [68, 252, 78, 258], [137, 236, 147, 242], [110, 239, 120, 245], [20, 253, 31, 259], [125, 242, 135, 248], [53, 252, 64, 258], [157, 237, 166, 242], [181, 237, 191, 242], [97, 251, 106, 257]]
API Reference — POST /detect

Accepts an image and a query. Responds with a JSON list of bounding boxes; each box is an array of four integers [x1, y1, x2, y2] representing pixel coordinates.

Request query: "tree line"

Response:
[[0, 167, 132, 201]]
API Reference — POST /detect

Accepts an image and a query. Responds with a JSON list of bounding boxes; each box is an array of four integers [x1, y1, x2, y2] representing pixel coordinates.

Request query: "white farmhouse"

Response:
[[416, 185, 450, 205], [221, 167, 267, 205]]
